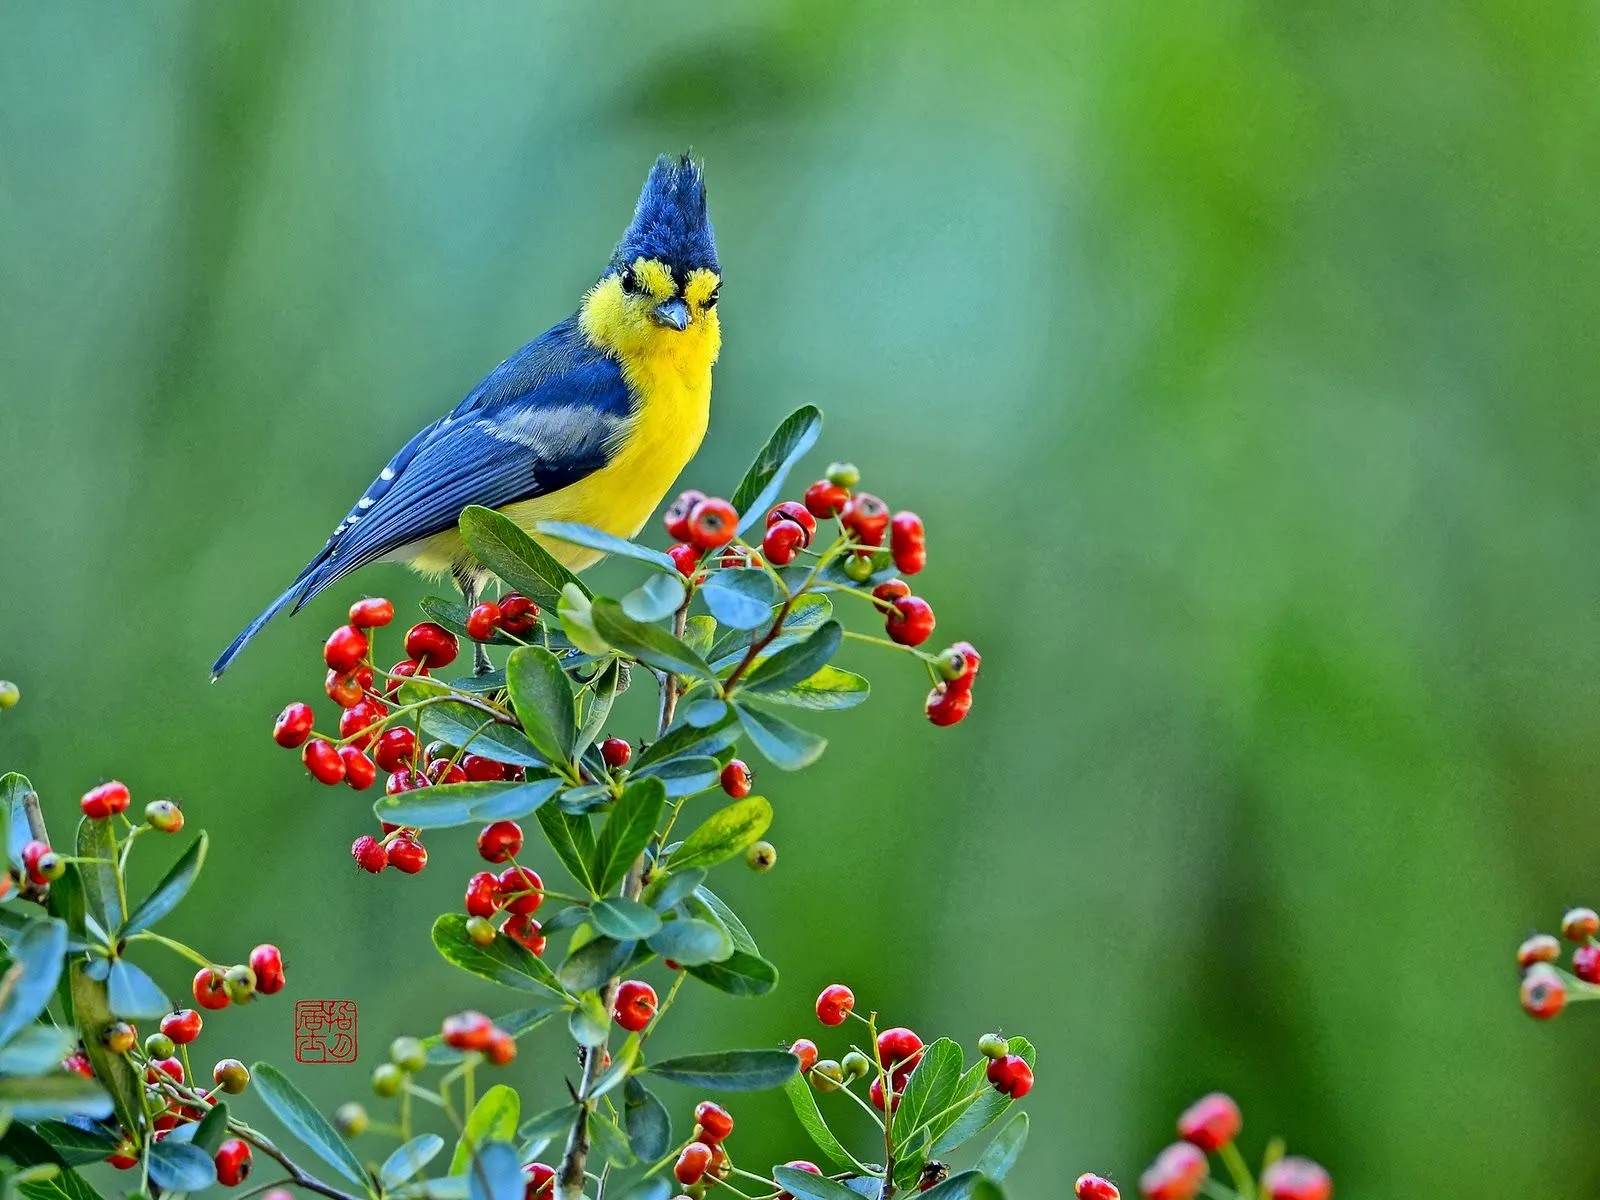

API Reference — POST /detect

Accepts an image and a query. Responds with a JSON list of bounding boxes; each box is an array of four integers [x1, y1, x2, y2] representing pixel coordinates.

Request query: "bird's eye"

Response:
[[620, 268, 644, 295], [704, 285, 721, 309]]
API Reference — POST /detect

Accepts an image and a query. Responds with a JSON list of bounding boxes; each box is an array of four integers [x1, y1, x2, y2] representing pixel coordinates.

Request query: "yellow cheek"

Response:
[[635, 258, 676, 300], [683, 269, 720, 307]]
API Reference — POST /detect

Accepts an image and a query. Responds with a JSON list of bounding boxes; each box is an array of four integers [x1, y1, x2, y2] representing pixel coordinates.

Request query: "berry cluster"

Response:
[[1516, 904, 1600, 1019], [1080, 1092, 1332, 1200], [15, 779, 186, 897]]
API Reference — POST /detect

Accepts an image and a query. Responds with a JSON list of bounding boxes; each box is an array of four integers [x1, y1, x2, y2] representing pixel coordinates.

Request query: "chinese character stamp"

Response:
[[294, 999, 358, 1064]]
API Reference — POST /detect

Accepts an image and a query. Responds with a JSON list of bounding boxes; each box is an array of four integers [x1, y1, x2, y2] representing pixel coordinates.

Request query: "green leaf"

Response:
[[106, 959, 170, 1019], [670, 798, 772, 871], [31, 1119, 119, 1165], [516, 1105, 578, 1161], [464, 1139, 523, 1200], [558, 584, 611, 655], [588, 1036, 640, 1100], [189, 1099, 232, 1154], [646, 918, 731, 966], [973, 1112, 1028, 1182], [67, 964, 141, 1136], [122, 832, 207, 936], [782, 1074, 869, 1173], [690, 887, 760, 954], [74, 818, 120, 936], [634, 715, 739, 771], [641, 867, 706, 913], [739, 621, 843, 694], [920, 1172, 1004, 1199], [730, 405, 823, 533], [420, 596, 519, 645], [556, 783, 611, 814], [590, 898, 662, 940], [3, 1123, 106, 1200], [735, 702, 827, 770], [1, 774, 32, 872], [681, 698, 729, 727], [557, 936, 634, 992], [0, 918, 66, 1043], [587, 1111, 634, 1168], [382, 1134, 445, 1188], [251, 1061, 368, 1187], [708, 592, 833, 669], [0, 1074, 112, 1121], [376, 778, 561, 830], [591, 777, 665, 895], [409, 696, 548, 768], [752, 665, 870, 710], [633, 756, 719, 797], [684, 950, 779, 996], [449, 1086, 518, 1175], [623, 1078, 671, 1163], [568, 991, 610, 1047], [575, 659, 623, 756], [147, 1140, 216, 1191], [892, 1038, 964, 1158], [931, 1038, 1035, 1154], [769, 1166, 861, 1200], [591, 599, 715, 680], [460, 505, 587, 607], [43, 866, 88, 947], [535, 806, 598, 892], [431, 914, 566, 998], [646, 1049, 798, 1091], [537, 522, 678, 572], [699, 570, 781, 630], [682, 615, 717, 657], [622, 571, 688, 621], [506, 646, 577, 766]]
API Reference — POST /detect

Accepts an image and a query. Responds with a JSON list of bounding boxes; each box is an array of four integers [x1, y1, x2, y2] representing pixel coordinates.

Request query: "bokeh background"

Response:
[[4, 3, 1599, 1197]]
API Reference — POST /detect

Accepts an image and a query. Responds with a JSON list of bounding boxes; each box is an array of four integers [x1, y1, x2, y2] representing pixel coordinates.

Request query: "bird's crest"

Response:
[[613, 154, 718, 276]]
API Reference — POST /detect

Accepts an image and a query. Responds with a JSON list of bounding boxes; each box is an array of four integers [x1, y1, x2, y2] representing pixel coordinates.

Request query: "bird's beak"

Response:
[[651, 297, 691, 331]]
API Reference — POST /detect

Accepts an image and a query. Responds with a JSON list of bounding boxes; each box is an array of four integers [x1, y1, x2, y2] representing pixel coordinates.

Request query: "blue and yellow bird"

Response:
[[212, 154, 722, 678]]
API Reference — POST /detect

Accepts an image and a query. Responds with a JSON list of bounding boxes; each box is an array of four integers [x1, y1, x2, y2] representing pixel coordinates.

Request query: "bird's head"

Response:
[[581, 154, 721, 365]]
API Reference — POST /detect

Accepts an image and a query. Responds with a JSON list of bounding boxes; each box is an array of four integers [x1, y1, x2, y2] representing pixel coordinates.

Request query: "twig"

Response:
[[17, 784, 50, 903]]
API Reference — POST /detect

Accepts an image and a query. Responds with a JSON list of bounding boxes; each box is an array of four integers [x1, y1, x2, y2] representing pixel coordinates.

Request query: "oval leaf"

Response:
[[700, 570, 781, 630], [730, 406, 823, 533], [590, 898, 663, 940], [0, 917, 66, 1043], [465, 1139, 524, 1200], [623, 1078, 672, 1164], [747, 665, 868, 711], [931, 1037, 1035, 1153], [641, 868, 706, 914], [75, 817, 121, 935], [68, 963, 142, 1136], [147, 1139, 217, 1191], [684, 950, 778, 997], [383, 1134, 446, 1189], [633, 756, 719, 797], [123, 832, 207, 936], [782, 1074, 869, 1173], [647, 1049, 798, 1091], [974, 1112, 1028, 1182], [376, 779, 561, 830], [506, 646, 577, 766], [591, 599, 716, 680], [432, 914, 566, 998], [0, 1073, 113, 1121], [735, 702, 827, 770], [536, 522, 677, 572], [557, 936, 635, 993], [107, 959, 171, 1019], [460, 505, 587, 607], [449, 1087, 519, 1176], [251, 1061, 368, 1186], [622, 572, 688, 622], [646, 918, 732, 967], [411, 697, 548, 768], [591, 777, 665, 896], [769, 1166, 861, 1200], [670, 798, 772, 872]]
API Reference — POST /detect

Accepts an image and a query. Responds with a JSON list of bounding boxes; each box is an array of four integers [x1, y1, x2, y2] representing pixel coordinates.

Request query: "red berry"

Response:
[[339, 698, 388, 751], [803, 479, 849, 518], [665, 489, 707, 541], [1139, 1143, 1208, 1200], [872, 579, 911, 603], [374, 726, 417, 773], [193, 968, 230, 1011], [160, 1008, 203, 1045], [720, 759, 752, 798], [869, 1075, 900, 1113], [876, 1026, 924, 1068], [326, 669, 364, 708], [80, 781, 131, 820], [790, 1039, 819, 1072], [600, 737, 632, 769], [247, 944, 286, 995], [215, 1138, 252, 1187], [1562, 906, 1600, 941], [496, 865, 543, 914], [940, 641, 982, 691], [387, 837, 427, 874], [478, 821, 524, 864], [465, 602, 503, 642], [1075, 1174, 1121, 1200], [890, 511, 926, 574], [1522, 964, 1567, 1018], [695, 1100, 734, 1142], [350, 834, 387, 873], [925, 684, 973, 727], [522, 1162, 557, 1200], [463, 754, 507, 782], [777, 1161, 823, 1200], [1260, 1157, 1333, 1200], [385, 768, 423, 794], [404, 622, 459, 668], [341, 743, 379, 790], [384, 659, 429, 697], [886, 595, 935, 646], [1177, 1092, 1240, 1152], [499, 594, 540, 635], [302, 739, 345, 785], [465, 871, 501, 918], [686, 497, 739, 551], [1574, 944, 1600, 984], [273, 703, 316, 748], [767, 501, 817, 544], [668, 542, 702, 577], [349, 597, 394, 628], [441, 1010, 496, 1051], [841, 492, 890, 545], [62, 1051, 94, 1077], [324, 624, 369, 673], [815, 984, 854, 1026], [429, 760, 467, 785], [985, 1054, 1033, 1098], [762, 519, 807, 567], [503, 913, 546, 955], [674, 1142, 713, 1186], [613, 979, 657, 1032]]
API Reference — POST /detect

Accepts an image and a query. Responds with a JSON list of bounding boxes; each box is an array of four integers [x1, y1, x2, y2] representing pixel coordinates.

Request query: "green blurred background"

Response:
[[4, 2, 1599, 1196]]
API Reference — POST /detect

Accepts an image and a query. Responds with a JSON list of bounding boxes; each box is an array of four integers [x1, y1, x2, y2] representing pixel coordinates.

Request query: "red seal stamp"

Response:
[[293, 999, 358, 1064]]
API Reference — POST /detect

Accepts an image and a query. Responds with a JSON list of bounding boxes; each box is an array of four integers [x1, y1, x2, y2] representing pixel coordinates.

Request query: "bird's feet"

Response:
[[472, 642, 493, 677]]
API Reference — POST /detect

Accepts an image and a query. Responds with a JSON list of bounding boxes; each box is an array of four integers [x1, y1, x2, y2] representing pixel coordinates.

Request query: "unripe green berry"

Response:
[[746, 841, 777, 872], [213, 1058, 250, 1094], [841, 1050, 871, 1081], [126, 1190, 152, 1200], [826, 462, 860, 488], [0, 681, 19, 710], [842, 555, 874, 583], [223, 964, 256, 1004], [810, 1059, 844, 1092], [143, 1087, 167, 1116], [977, 1033, 1009, 1060], [465, 916, 497, 946], [334, 1102, 369, 1137], [371, 1062, 403, 1097], [144, 1033, 176, 1060], [144, 799, 184, 833], [390, 1036, 427, 1073]]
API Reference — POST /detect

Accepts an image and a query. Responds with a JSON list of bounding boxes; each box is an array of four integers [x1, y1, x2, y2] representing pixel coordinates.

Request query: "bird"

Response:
[[212, 153, 721, 679]]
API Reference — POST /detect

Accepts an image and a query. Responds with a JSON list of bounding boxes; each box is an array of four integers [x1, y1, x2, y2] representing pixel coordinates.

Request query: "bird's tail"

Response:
[[211, 551, 340, 679]]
